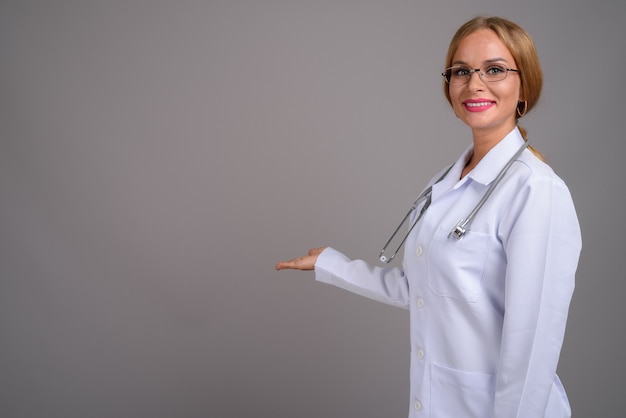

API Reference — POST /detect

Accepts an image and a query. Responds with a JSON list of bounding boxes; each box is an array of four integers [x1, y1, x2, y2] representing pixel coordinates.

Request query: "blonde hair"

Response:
[[443, 16, 544, 159]]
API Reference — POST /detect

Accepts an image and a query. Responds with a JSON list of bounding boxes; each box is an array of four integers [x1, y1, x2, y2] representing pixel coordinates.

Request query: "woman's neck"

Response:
[[462, 125, 516, 178]]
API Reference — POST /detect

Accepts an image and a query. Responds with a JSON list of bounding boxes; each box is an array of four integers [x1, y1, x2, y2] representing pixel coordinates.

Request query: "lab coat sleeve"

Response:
[[314, 247, 410, 309], [494, 175, 581, 417]]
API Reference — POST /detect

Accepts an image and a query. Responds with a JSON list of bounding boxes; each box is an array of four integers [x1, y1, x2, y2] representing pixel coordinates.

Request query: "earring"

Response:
[[517, 101, 528, 117]]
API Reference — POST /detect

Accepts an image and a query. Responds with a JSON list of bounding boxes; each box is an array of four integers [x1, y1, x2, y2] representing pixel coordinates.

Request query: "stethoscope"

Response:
[[378, 141, 528, 263]]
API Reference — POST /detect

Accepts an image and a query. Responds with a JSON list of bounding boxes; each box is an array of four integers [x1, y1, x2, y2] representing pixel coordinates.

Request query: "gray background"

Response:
[[1, 1, 624, 417]]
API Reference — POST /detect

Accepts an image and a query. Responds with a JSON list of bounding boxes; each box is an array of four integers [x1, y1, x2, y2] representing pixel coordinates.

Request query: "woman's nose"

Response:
[[466, 70, 486, 90]]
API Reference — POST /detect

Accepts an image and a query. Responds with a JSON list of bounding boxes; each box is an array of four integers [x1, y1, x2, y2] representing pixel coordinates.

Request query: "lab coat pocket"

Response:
[[428, 224, 491, 302], [431, 362, 495, 418]]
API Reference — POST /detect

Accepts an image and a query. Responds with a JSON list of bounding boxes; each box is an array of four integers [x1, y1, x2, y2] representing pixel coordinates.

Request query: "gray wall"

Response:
[[1, 1, 624, 417]]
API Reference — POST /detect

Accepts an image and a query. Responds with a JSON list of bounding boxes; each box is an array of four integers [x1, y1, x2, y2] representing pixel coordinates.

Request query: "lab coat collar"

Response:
[[431, 127, 525, 199], [468, 127, 526, 186]]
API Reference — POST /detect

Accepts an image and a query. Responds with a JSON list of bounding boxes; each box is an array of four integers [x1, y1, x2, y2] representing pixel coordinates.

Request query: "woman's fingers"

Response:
[[275, 247, 326, 271], [274, 254, 315, 271]]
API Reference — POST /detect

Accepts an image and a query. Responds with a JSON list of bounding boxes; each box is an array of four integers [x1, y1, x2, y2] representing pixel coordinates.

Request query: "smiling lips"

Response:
[[463, 99, 495, 112]]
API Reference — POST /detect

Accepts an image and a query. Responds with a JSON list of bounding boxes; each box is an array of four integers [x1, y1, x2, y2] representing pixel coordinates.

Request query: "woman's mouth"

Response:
[[463, 99, 495, 112]]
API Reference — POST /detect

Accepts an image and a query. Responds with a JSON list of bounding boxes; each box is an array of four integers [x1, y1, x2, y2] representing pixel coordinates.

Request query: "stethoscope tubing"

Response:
[[379, 141, 529, 263], [449, 141, 528, 239]]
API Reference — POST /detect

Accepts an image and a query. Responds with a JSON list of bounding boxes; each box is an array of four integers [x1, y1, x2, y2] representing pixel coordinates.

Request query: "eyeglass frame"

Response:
[[442, 64, 520, 85]]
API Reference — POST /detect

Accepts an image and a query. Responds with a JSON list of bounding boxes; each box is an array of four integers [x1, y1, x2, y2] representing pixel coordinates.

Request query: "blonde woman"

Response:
[[276, 16, 581, 418]]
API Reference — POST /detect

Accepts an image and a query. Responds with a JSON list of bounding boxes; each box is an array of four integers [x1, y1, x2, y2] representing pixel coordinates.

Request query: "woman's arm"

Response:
[[494, 175, 581, 417], [277, 247, 410, 309]]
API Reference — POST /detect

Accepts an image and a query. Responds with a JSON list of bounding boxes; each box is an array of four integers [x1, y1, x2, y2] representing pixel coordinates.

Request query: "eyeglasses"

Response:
[[442, 64, 519, 85]]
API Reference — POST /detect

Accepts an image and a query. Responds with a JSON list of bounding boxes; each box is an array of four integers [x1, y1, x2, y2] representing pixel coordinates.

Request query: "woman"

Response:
[[276, 16, 581, 418]]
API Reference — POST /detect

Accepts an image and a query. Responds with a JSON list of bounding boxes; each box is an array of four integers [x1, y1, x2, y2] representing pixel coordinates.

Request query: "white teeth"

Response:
[[465, 102, 492, 107]]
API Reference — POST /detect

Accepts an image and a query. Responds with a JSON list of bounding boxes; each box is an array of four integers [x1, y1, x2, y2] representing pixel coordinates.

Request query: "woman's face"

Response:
[[448, 29, 521, 140]]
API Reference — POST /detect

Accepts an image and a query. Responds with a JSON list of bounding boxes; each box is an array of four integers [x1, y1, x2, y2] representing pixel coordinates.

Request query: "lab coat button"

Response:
[[417, 349, 425, 360], [414, 399, 422, 411], [416, 298, 424, 308], [416, 246, 423, 257]]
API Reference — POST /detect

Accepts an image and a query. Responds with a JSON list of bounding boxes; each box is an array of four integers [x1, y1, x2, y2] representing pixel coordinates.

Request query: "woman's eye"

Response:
[[454, 67, 471, 76], [486, 65, 505, 74]]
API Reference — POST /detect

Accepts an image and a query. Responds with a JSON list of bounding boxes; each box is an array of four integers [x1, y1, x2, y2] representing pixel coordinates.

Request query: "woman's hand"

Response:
[[275, 247, 327, 271]]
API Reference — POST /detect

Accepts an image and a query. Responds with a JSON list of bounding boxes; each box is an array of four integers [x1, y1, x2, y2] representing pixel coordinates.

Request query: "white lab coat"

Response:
[[314, 128, 581, 418]]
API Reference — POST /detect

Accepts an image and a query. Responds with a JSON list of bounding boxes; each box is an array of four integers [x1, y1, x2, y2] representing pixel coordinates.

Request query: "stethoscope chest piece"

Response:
[[449, 221, 468, 240]]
